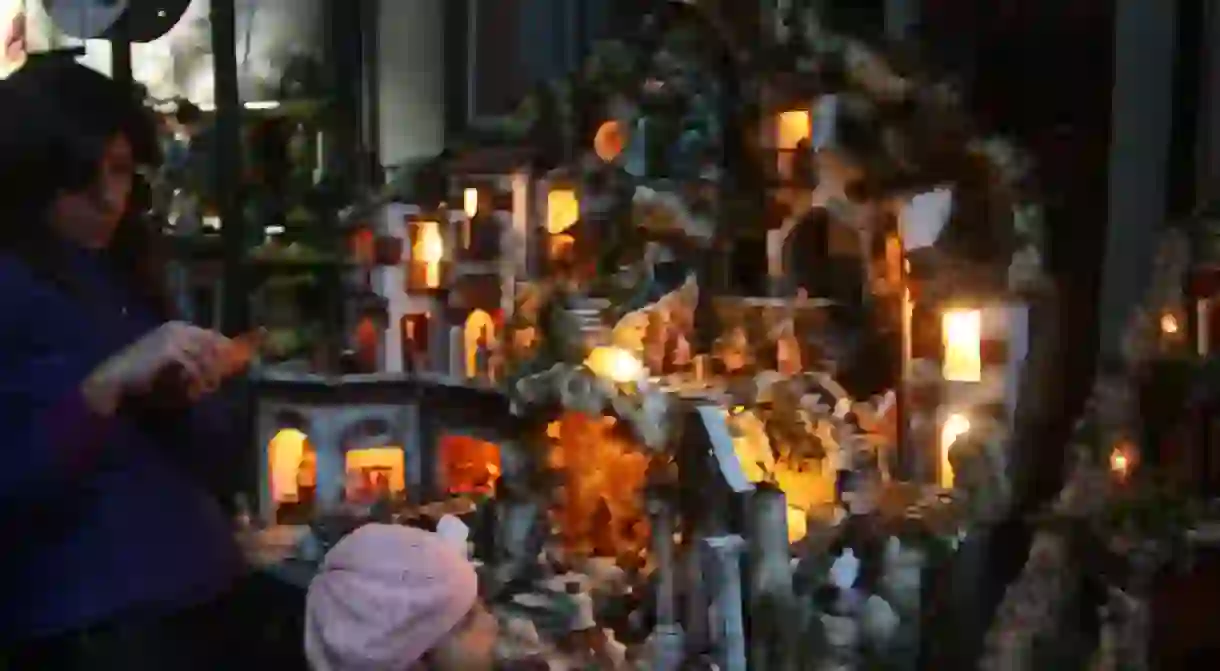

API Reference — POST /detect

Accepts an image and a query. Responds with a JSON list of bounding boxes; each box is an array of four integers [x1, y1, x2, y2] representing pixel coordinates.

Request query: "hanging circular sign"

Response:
[[43, 0, 190, 43]]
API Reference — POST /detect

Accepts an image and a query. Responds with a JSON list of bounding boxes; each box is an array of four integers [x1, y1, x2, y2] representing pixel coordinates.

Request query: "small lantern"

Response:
[[463, 187, 479, 218], [939, 412, 971, 489], [1109, 438, 1136, 483], [942, 308, 983, 382]]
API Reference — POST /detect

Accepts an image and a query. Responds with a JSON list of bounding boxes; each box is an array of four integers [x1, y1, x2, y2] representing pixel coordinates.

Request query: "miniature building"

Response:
[[253, 376, 524, 525]]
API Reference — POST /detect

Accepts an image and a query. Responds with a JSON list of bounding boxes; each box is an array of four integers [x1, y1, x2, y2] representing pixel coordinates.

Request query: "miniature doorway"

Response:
[[342, 416, 408, 504], [353, 316, 380, 372], [267, 428, 317, 524], [437, 434, 501, 497], [401, 312, 430, 371], [463, 309, 498, 378], [343, 447, 407, 503]]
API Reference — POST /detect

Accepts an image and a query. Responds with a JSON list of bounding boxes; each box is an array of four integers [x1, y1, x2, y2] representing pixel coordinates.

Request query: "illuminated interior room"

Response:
[[437, 434, 501, 497]]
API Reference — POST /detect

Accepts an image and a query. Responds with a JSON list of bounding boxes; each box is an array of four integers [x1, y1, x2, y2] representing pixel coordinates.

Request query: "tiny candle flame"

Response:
[[1161, 313, 1179, 334], [1110, 448, 1130, 479]]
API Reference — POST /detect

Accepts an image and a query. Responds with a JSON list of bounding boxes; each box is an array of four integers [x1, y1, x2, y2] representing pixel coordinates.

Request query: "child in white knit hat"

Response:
[[304, 524, 499, 671]]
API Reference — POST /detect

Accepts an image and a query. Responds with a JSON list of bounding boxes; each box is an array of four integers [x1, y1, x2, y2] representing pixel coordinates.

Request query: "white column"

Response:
[[703, 535, 748, 671], [377, 0, 445, 167], [1098, 0, 1179, 358]]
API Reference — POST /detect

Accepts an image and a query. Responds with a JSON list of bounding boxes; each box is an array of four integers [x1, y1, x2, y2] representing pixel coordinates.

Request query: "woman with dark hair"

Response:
[[0, 60, 255, 668]]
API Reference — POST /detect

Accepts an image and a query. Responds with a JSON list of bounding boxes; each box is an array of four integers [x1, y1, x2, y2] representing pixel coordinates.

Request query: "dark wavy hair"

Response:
[[0, 57, 173, 318]]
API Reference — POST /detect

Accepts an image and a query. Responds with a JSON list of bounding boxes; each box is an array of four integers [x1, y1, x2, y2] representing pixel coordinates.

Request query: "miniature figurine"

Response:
[[475, 326, 492, 380]]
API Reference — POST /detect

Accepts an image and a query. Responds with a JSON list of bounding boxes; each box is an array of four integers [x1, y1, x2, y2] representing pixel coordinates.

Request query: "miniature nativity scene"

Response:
[[241, 1, 1053, 669]]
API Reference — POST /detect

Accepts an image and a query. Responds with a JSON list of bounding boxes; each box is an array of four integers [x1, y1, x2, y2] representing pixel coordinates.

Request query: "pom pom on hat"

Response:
[[305, 524, 479, 671]]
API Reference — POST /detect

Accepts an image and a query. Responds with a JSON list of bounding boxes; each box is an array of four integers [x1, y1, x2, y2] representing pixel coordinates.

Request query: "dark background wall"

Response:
[[921, 0, 1117, 506], [445, 0, 617, 134]]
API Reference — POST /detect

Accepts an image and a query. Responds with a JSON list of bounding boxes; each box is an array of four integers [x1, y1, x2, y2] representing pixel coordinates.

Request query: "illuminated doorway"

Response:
[[344, 447, 407, 504], [463, 309, 497, 378], [267, 428, 317, 523], [401, 312, 430, 371]]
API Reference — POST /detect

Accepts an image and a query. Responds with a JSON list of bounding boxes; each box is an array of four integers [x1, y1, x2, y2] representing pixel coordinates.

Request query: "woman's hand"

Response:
[[81, 322, 254, 415]]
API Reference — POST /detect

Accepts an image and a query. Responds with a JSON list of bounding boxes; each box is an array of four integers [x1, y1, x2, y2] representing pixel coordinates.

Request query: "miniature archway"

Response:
[[463, 308, 498, 378], [341, 417, 406, 503], [268, 428, 311, 505], [265, 408, 316, 522]]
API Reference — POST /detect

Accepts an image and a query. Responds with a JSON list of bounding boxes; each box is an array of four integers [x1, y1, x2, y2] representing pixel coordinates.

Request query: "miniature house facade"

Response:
[[372, 200, 520, 379], [253, 376, 526, 525], [904, 297, 1030, 487]]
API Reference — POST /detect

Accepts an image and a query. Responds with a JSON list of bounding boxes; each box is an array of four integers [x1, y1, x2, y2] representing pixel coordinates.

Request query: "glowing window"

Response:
[[546, 189, 579, 234]]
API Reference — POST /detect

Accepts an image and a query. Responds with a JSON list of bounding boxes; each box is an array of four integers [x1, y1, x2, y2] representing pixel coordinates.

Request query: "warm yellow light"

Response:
[[268, 428, 308, 503], [413, 221, 445, 288], [547, 188, 580, 234], [1160, 313, 1179, 334], [585, 346, 644, 384], [1109, 443, 1134, 482], [727, 409, 774, 483], [787, 505, 809, 544], [776, 110, 811, 149], [942, 309, 983, 382], [345, 447, 406, 494], [463, 309, 496, 378], [463, 188, 479, 218], [939, 413, 970, 488]]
